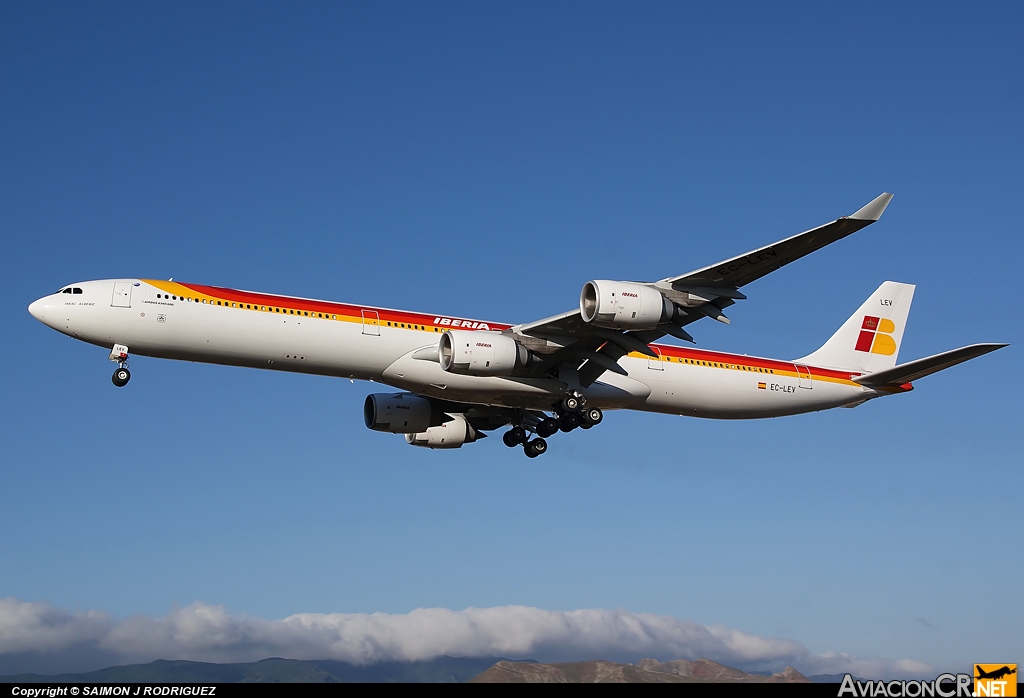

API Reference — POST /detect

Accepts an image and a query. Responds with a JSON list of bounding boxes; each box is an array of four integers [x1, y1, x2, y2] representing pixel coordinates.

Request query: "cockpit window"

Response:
[[73, 288, 83, 294], [62, 288, 72, 294]]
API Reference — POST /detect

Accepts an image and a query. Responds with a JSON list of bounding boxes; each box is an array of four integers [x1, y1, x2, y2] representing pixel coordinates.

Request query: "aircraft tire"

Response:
[[112, 368, 131, 387], [561, 395, 580, 412], [584, 407, 603, 425], [524, 438, 547, 458], [502, 430, 520, 448], [559, 413, 581, 432], [509, 426, 527, 445], [536, 418, 559, 438]]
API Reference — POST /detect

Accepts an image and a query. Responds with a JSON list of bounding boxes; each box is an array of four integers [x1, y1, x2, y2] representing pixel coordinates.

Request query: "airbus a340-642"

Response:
[[29, 193, 1006, 457]]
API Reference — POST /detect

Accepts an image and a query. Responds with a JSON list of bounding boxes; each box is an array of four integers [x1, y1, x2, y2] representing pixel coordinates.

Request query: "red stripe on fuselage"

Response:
[[175, 282, 512, 330], [646, 344, 860, 381], [174, 282, 856, 381]]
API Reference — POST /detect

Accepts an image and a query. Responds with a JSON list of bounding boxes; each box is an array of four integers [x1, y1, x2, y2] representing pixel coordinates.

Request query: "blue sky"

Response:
[[1, 2, 1020, 675]]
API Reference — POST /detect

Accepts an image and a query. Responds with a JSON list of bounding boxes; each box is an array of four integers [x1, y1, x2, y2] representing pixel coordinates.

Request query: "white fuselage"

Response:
[[29, 279, 879, 419]]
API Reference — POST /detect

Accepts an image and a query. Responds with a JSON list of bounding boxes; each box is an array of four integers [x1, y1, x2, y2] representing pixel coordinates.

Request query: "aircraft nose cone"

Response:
[[28, 298, 46, 321]]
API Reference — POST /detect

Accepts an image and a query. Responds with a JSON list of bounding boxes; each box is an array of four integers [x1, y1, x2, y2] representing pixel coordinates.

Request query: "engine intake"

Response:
[[439, 330, 530, 376], [405, 414, 481, 449], [363, 393, 444, 433], [580, 280, 674, 330]]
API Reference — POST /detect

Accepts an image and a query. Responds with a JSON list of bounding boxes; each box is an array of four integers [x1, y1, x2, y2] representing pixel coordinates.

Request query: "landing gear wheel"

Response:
[[524, 437, 547, 458], [502, 430, 520, 448], [509, 426, 527, 445], [536, 418, 559, 438], [112, 368, 131, 387], [583, 407, 603, 426], [559, 413, 581, 432], [561, 395, 581, 413]]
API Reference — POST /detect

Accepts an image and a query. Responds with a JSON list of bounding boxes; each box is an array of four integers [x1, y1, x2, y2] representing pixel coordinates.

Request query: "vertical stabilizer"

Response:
[[797, 281, 916, 373]]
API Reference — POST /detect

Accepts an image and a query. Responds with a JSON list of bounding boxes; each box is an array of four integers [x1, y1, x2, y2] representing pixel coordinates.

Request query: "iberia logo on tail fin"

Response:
[[855, 316, 897, 355], [795, 281, 914, 373]]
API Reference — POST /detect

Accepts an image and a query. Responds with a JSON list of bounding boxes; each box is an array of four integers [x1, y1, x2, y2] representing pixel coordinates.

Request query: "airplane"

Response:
[[27, 192, 1007, 458], [975, 667, 1017, 681]]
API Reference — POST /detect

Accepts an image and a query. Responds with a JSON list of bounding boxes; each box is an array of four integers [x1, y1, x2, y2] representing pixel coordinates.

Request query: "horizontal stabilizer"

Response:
[[853, 343, 1007, 387]]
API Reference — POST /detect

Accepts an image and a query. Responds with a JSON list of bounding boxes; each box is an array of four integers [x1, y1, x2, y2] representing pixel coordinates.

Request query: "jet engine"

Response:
[[439, 330, 530, 376], [580, 280, 675, 330], [405, 414, 482, 449], [363, 393, 444, 433]]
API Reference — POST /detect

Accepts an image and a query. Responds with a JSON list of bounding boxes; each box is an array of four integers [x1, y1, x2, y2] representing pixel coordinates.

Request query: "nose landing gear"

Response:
[[109, 343, 131, 387]]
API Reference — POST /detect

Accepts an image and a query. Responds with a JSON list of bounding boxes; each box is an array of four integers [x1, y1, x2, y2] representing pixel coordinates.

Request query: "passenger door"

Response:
[[361, 310, 380, 336], [111, 282, 132, 308], [795, 364, 812, 389]]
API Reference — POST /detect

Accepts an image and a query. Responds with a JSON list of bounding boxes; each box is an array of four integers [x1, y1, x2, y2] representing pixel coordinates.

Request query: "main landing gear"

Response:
[[502, 427, 547, 458], [501, 392, 603, 458], [109, 343, 131, 387]]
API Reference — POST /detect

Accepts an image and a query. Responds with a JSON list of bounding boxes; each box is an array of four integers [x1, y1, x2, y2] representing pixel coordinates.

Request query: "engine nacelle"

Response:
[[405, 414, 482, 449], [580, 280, 674, 330], [439, 330, 529, 376], [363, 393, 443, 433]]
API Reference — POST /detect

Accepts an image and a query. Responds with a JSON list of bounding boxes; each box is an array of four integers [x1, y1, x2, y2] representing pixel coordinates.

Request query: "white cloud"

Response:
[[0, 598, 934, 678]]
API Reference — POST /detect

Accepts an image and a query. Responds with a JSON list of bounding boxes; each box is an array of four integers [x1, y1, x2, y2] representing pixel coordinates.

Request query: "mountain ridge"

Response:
[[470, 658, 812, 683]]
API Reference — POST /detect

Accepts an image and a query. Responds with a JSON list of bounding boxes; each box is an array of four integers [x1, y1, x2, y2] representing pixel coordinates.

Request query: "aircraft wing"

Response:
[[658, 192, 893, 289], [508, 193, 894, 386], [853, 343, 1008, 387]]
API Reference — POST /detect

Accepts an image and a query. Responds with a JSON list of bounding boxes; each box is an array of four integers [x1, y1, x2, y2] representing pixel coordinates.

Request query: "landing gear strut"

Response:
[[109, 343, 131, 387]]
